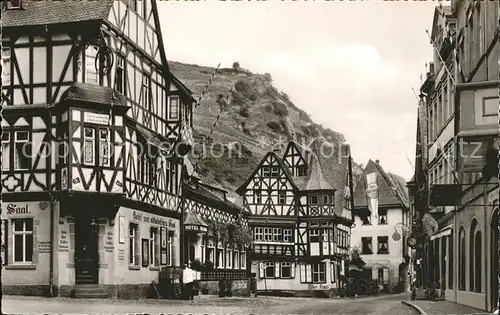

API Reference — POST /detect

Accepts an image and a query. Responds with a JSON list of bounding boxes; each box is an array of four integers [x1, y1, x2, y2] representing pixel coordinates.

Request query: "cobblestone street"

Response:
[[3, 293, 414, 314]]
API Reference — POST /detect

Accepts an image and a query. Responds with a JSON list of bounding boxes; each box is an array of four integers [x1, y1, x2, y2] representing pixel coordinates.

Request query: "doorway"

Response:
[[74, 216, 99, 284], [491, 209, 498, 311]]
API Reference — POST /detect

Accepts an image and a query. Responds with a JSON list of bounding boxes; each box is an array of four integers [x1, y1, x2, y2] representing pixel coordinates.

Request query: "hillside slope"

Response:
[[170, 62, 363, 196]]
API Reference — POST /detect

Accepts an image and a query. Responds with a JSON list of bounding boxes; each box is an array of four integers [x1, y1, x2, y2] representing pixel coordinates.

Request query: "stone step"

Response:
[[73, 285, 108, 299]]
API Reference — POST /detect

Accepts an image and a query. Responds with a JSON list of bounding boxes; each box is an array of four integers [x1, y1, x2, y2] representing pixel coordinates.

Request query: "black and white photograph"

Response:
[[0, 0, 499, 314]]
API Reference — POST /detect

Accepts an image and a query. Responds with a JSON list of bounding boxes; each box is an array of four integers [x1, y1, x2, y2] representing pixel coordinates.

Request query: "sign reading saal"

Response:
[[2, 203, 36, 217]]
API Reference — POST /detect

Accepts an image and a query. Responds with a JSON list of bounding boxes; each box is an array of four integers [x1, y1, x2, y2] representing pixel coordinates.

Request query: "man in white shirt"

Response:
[[182, 264, 195, 300]]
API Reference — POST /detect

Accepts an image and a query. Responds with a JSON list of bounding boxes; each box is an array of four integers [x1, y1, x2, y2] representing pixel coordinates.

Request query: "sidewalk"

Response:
[[402, 300, 487, 315]]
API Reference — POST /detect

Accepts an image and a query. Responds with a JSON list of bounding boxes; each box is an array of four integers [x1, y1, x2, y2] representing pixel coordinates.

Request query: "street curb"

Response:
[[401, 300, 428, 315]]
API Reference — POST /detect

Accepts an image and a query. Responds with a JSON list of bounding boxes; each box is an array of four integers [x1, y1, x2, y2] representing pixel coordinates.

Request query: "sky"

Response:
[[157, 1, 439, 181]]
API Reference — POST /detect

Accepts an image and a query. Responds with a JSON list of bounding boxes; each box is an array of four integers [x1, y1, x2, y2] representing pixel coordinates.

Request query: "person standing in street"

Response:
[[182, 264, 195, 301]]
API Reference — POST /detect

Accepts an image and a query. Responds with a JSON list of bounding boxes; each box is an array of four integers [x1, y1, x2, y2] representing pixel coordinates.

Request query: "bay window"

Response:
[[83, 128, 95, 165]]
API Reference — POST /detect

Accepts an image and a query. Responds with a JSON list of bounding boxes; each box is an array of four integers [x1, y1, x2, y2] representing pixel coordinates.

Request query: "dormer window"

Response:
[[7, 0, 21, 9], [309, 194, 318, 205]]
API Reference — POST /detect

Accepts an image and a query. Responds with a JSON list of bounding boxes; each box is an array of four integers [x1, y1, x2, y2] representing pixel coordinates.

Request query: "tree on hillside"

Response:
[[232, 62, 240, 70]]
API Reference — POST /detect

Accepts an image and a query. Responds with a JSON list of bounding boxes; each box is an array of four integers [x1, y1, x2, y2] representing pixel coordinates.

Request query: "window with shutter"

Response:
[[2, 220, 7, 265], [300, 264, 306, 282], [259, 263, 264, 278], [275, 262, 280, 278]]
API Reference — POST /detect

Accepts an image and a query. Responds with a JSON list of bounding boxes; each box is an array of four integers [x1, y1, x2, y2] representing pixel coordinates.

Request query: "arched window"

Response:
[[459, 226, 466, 291], [469, 220, 482, 293]]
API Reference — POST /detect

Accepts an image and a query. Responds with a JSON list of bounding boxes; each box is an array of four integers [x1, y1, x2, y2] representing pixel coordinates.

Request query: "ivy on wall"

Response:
[[205, 218, 252, 249]]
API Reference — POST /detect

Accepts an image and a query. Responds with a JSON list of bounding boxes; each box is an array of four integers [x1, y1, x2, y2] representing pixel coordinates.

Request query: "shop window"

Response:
[[129, 223, 139, 266], [149, 227, 159, 267], [362, 237, 373, 254], [312, 263, 326, 283], [2, 131, 10, 170], [283, 229, 293, 243], [309, 229, 320, 243], [12, 219, 33, 264], [281, 262, 293, 278], [14, 131, 31, 170], [263, 262, 275, 278], [168, 96, 179, 120], [377, 236, 389, 254], [167, 231, 175, 266], [83, 128, 95, 165]]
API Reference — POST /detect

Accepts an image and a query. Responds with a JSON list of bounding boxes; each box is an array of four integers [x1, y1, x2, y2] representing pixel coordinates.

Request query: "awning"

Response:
[[430, 225, 452, 240], [184, 211, 208, 233]]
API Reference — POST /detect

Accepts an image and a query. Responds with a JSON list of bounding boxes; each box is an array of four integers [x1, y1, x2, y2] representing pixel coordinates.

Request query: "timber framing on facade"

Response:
[[236, 138, 354, 296], [1, 0, 197, 299]]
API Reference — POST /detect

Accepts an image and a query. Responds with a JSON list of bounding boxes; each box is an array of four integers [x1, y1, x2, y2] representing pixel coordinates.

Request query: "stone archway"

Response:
[[491, 209, 499, 311]]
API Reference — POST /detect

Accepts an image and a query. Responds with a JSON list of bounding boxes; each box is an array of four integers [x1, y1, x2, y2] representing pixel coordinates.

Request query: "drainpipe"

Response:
[[49, 193, 56, 297]]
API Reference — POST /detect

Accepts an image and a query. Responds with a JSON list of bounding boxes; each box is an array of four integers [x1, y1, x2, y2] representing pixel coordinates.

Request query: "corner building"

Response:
[[1, 0, 196, 298], [237, 139, 354, 297]]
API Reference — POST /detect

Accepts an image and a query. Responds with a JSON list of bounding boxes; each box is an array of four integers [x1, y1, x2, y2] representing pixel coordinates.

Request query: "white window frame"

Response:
[[262, 166, 270, 177], [312, 263, 326, 283], [254, 227, 263, 242], [207, 246, 214, 264], [168, 96, 180, 120], [226, 249, 232, 268], [7, 0, 22, 9], [263, 227, 272, 242], [14, 131, 30, 170], [309, 229, 320, 242], [264, 261, 275, 278], [233, 250, 238, 268], [115, 56, 126, 94], [83, 127, 95, 166], [149, 227, 158, 267], [240, 251, 246, 269], [322, 229, 329, 242], [216, 248, 224, 268], [2, 48, 11, 86], [98, 128, 110, 167], [12, 219, 33, 264], [2, 131, 10, 170], [129, 223, 138, 266], [283, 229, 293, 243], [254, 190, 261, 204], [273, 228, 282, 242], [280, 262, 292, 279]]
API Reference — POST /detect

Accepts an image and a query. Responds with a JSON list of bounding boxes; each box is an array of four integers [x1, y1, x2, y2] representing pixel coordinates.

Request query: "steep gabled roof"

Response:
[[303, 145, 334, 191], [236, 151, 298, 195], [353, 159, 409, 210], [2, 0, 114, 27]]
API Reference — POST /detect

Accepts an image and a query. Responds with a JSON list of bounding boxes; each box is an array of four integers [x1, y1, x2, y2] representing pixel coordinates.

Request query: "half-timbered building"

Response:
[[181, 158, 251, 296], [236, 139, 354, 297], [1, 0, 195, 298]]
